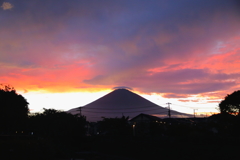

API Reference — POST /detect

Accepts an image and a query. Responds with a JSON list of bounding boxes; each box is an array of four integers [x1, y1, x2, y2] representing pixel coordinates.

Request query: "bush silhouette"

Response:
[[0, 84, 29, 134]]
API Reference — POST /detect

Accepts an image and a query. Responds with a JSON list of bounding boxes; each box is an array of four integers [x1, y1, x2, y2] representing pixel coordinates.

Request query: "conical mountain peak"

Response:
[[83, 88, 157, 110], [68, 89, 190, 122]]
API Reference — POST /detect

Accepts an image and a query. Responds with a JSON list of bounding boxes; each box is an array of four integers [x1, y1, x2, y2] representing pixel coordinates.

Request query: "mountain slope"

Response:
[[68, 89, 191, 122]]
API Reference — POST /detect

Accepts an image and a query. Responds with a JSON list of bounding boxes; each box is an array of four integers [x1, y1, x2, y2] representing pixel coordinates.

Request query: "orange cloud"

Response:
[[1, 2, 14, 10]]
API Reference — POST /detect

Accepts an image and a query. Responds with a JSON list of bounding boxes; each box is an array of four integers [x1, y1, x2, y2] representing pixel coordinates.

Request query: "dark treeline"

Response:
[[1, 84, 240, 160], [29, 108, 86, 138], [0, 109, 87, 159], [0, 108, 87, 159], [0, 85, 87, 159]]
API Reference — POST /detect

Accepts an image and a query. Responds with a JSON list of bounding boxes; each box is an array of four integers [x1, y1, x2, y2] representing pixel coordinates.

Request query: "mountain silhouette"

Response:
[[68, 89, 191, 122]]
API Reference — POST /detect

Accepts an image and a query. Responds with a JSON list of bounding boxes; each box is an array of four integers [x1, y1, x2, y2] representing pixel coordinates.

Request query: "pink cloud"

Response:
[[162, 93, 190, 99]]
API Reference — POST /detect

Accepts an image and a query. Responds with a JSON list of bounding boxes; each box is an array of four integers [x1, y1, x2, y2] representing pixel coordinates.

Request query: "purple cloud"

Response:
[[84, 68, 239, 95]]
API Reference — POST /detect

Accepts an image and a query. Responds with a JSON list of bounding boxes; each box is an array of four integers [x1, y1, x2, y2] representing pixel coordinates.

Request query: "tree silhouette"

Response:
[[0, 84, 29, 133], [29, 108, 86, 138], [219, 90, 240, 116], [98, 116, 131, 136]]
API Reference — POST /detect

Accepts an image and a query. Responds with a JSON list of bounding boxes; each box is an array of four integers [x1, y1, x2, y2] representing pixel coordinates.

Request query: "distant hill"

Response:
[[67, 89, 191, 122]]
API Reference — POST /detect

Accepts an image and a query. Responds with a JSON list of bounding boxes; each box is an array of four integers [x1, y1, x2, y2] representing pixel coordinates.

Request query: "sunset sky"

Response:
[[1, 0, 240, 116]]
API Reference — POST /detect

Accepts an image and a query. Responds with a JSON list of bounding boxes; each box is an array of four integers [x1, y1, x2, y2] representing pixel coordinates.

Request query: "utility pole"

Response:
[[166, 102, 171, 118], [78, 107, 82, 116], [193, 109, 198, 118]]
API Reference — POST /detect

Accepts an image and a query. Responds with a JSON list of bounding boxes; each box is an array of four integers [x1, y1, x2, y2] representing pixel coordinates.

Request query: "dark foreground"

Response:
[[0, 135, 240, 160]]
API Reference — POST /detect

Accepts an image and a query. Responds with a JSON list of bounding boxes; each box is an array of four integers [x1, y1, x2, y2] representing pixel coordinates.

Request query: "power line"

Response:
[[84, 110, 169, 117], [77, 104, 165, 110], [171, 103, 218, 110], [80, 108, 169, 114], [71, 103, 191, 117]]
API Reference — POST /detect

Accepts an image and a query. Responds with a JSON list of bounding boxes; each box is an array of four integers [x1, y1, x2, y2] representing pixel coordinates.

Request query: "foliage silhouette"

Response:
[[219, 90, 240, 116], [98, 116, 131, 136], [0, 84, 29, 133], [29, 108, 86, 138]]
